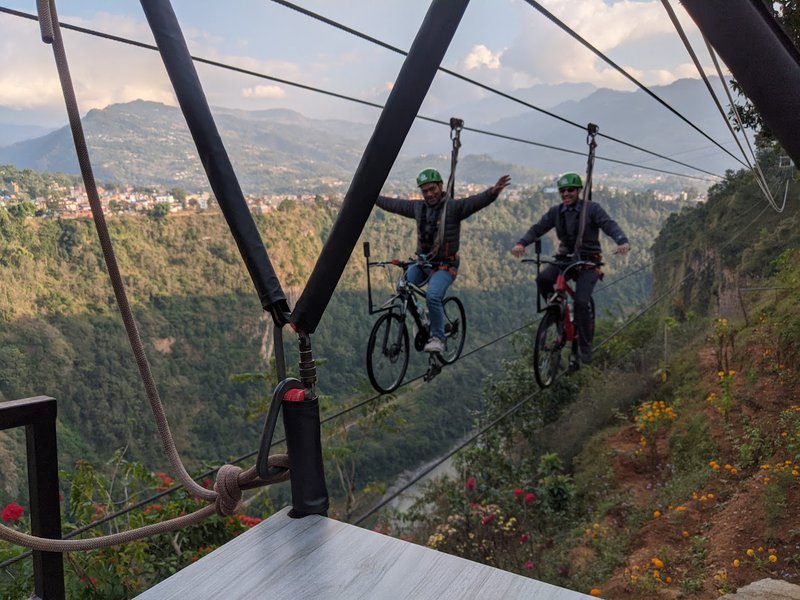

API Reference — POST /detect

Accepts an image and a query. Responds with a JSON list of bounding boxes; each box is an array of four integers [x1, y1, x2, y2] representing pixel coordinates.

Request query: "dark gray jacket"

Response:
[[517, 200, 628, 256], [376, 188, 499, 261]]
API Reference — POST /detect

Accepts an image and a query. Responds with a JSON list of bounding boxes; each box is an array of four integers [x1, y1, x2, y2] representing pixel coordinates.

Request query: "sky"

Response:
[[0, 0, 722, 129]]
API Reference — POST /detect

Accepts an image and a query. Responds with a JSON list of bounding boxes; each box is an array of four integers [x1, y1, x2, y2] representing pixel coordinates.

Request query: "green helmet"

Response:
[[556, 172, 583, 190], [416, 168, 443, 187]]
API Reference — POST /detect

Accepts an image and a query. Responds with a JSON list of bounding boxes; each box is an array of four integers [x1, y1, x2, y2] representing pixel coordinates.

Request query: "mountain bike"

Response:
[[523, 240, 601, 388], [363, 242, 467, 393]]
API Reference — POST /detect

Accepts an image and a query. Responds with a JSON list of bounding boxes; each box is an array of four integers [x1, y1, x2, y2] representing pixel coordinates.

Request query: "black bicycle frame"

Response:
[[363, 242, 428, 331], [534, 239, 544, 313]]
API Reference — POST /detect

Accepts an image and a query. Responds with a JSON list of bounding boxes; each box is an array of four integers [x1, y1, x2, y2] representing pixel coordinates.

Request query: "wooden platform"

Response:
[[135, 507, 594, 599]]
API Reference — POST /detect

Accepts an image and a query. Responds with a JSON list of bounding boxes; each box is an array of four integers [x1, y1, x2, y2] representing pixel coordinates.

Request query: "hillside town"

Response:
[[0, 174, 701, 220], [0, 179, 341, 219]]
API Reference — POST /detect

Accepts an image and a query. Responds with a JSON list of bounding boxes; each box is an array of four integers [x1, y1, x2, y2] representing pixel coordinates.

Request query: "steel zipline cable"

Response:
[[519, 0, 748, 170], [0, 5, 719, 182], [0, 1, 776, 564], [0, 192, 772, 569], [0, 318, 536, 569], [267, 0, 736, 176], [352, 198, 775, 525], [659, 0, 788, 214]]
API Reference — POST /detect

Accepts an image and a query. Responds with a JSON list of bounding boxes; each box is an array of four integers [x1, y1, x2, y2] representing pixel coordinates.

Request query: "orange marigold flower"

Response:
[[590, 588, 602, 597]]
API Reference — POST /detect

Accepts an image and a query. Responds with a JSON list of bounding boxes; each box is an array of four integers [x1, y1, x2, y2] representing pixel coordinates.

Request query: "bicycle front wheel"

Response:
[[440, 296, 466, 364], [533, 308, 567, 388], [366, 312, 410, 393]]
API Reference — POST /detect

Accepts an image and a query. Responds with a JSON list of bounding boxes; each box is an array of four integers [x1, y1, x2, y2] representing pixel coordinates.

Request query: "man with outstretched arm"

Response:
[[377, 168, 510, 353]]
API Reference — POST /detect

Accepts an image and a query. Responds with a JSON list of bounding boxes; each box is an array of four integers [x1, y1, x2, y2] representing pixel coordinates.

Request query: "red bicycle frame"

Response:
[[554, 272, 576, 342]]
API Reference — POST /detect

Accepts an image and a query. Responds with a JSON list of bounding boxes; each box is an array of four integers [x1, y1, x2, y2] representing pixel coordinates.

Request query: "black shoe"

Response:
[[580, 348, 592, 365], [568, 359, 580, 373]]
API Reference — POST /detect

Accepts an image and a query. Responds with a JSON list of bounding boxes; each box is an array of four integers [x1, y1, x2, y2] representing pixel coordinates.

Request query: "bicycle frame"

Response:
[[524, 239, 602, 343], [363, 241, 428, 333]]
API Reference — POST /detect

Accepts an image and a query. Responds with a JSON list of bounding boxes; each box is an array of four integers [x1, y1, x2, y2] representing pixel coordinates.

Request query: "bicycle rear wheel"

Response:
[[533, 308, 567, 388], [366, 312, 409, 393], [440, 296, 466, 364]]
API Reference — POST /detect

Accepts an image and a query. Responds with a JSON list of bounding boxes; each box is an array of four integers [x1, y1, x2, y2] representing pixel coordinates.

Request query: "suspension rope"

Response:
[[704, 41, 788, 214], [660, 0, 786, 213], [0, 0, 290, 555]]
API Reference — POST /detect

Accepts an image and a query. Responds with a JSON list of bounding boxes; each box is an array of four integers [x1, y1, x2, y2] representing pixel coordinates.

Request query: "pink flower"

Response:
[[524, 492, 536, 504], [466, 477, 475, 491], [481, 514, 496, 526], [520, 533, 530, 544], [513, 488, 524, 497], [524, 559, 533, 570], [1, 502, 24, 523]]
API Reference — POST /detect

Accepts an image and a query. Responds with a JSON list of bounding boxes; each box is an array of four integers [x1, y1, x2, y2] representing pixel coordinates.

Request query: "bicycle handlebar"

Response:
[[521, 255, 603, 274], [368, 258, 445, 270]]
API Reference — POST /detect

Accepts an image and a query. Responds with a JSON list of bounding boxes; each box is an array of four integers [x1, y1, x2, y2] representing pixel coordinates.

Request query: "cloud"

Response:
[[462, 44, 503, 70], [0, 12, 177, 117], [496, 0, 711, 90], [241, 85, 286, 99]]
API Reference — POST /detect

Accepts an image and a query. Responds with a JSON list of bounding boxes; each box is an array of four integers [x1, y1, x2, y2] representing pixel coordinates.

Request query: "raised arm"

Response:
[[456, 174, 511, 219]]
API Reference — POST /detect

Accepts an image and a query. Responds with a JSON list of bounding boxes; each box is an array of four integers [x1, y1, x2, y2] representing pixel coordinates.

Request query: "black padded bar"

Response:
[[682, 0, 800, 165], [291, 0, 471, 334], [140, 0, 289, 319]]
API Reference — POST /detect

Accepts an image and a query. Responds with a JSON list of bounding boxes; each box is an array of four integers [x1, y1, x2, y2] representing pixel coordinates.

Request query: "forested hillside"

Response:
[[652, 146, 800, 315], [0, 176, 683, 506], [393, 153, 800, 598]]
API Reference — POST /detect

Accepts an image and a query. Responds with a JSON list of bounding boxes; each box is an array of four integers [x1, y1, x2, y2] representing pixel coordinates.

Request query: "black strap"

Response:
[[574, 123, 598, 257]]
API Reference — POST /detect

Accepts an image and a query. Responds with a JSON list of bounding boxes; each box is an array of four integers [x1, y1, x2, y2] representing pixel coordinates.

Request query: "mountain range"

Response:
[[0, 77, 740, 193]]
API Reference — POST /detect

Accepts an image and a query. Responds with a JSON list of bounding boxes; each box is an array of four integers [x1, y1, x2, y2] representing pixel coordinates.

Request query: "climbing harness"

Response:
[[426, 118, 464, 383], [574, 123, 598, 257], [445, 117, 463, 199], [430, 117, 463, 260]]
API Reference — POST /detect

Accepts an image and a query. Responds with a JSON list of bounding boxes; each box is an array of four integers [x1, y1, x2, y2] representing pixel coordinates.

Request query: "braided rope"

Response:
[[0, 0, 294, 554]]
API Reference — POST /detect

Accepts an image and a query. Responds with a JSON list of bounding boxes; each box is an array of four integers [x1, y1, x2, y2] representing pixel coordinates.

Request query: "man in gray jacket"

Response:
[[377, 168, 510, 353], [511, 172, 630, 366]]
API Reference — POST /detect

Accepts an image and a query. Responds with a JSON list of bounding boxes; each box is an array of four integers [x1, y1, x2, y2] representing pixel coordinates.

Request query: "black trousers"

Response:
[[536, 264, 599, 359]]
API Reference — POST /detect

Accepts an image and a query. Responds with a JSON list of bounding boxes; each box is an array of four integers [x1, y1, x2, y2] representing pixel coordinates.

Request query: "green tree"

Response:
[[147, 203, 170, 221]]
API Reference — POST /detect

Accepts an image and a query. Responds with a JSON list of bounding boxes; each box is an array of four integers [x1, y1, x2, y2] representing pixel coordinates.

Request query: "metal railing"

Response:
[[0, 396, 64, 599]]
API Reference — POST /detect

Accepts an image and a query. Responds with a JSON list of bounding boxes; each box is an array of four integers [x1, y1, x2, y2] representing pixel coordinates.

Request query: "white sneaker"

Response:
[[423, 338, 445, 353]]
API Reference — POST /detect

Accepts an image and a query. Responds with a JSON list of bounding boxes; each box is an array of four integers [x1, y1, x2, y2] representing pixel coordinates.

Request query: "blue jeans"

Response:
[[406, 264, 454, 341]]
